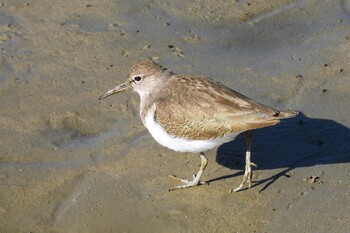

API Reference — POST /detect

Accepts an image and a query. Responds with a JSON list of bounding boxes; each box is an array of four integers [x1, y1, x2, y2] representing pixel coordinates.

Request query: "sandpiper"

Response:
[[99, 60, 298, 192]]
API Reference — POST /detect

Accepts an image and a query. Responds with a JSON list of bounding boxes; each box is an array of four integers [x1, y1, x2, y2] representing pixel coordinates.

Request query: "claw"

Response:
[[167, 153, 208, 191], [168, 178, 208, 191]]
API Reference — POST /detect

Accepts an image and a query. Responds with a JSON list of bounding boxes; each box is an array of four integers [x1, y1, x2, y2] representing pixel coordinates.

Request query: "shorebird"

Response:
[[99, 60, 298, 192]]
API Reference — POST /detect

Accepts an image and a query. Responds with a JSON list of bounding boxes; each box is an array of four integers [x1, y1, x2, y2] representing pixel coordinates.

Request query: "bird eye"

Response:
[[134, 76, 142, 82]]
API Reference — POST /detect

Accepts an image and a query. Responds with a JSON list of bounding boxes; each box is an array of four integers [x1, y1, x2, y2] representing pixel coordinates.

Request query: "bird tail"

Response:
[[275, 110, 299, 119]]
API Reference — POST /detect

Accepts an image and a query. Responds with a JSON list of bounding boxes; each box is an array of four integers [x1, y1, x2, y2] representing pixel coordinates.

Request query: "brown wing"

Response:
[[155, 75, 293, 140]]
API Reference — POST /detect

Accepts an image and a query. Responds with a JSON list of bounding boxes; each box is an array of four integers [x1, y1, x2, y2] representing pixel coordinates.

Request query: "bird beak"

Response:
[[99, 81, 131, 100]]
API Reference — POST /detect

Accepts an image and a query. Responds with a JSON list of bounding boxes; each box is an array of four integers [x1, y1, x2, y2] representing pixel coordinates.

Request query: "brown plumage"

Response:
[[155, 74, 297, 140], [99, 59, 298, 192]]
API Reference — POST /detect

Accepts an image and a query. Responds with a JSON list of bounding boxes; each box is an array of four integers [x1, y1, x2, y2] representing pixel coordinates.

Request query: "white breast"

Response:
[[142, 104, 237, 153]]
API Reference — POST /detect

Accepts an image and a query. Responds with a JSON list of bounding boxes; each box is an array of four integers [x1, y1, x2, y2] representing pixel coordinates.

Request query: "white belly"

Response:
[[142, 104, 237, 153]]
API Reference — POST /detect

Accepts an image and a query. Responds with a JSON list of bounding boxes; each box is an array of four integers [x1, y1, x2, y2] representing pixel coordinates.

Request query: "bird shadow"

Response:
[[208, 112, 350, 192]]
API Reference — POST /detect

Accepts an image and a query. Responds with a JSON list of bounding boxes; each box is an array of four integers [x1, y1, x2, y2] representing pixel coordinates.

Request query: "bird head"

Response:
[[99, 60, 171, 100]]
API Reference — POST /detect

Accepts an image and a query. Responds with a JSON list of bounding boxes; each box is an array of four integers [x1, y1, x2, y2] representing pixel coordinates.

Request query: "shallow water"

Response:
[[1, 0, 350, 232]]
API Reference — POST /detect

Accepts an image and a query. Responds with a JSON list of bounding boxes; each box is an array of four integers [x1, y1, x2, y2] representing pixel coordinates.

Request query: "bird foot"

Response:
[[230, 162, 257, 193], [168, 174, 208, 191]]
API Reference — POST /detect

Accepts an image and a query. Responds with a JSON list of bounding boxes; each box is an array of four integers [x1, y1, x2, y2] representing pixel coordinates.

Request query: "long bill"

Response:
[[99, 81, 131, 100]]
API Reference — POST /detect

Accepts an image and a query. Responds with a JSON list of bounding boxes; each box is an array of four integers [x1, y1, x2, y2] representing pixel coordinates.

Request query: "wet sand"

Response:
[[1, 0, 350, 232]]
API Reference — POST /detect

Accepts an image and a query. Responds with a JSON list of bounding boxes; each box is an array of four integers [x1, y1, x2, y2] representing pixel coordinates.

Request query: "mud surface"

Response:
[[1, 0, 350, 232]]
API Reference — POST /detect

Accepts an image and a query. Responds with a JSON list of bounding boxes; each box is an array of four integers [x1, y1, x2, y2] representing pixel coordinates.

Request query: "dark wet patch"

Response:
[[62, 16, 110, 33], [40, 112, 101, 147]]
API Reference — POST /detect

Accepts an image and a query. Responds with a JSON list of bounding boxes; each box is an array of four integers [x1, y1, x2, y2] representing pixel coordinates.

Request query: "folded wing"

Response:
[[155, 75, 297, 140]]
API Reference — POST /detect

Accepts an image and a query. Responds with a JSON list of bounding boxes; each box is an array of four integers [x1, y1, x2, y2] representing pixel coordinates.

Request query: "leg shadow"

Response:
[[211, 112, 350, 192]]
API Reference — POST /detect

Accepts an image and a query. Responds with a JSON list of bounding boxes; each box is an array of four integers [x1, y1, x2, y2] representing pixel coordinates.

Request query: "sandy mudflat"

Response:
[[0, 0, 350, 232]]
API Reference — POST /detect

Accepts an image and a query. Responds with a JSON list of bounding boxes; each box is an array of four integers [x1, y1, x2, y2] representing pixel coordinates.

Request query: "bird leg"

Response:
[[232, 131, 257, 192], [168, 152, 208, 191]]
